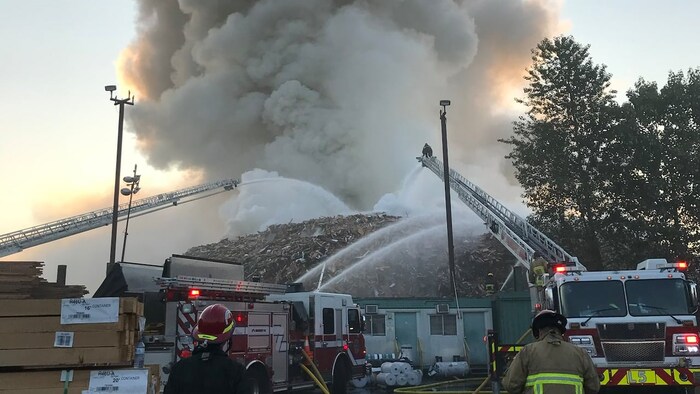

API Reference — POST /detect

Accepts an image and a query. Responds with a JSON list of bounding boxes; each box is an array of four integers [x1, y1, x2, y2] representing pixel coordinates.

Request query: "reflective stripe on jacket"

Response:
[[502, 329, 600, 394], [526, 372, 583, 394]]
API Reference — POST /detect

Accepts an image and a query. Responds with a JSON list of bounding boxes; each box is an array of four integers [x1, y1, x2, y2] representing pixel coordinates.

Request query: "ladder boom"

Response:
[[0, 179, 239, 258], [417, 154, 584, 271]]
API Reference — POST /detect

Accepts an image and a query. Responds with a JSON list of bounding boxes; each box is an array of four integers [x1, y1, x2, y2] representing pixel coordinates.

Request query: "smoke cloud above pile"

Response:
[[119, 0, 562, 234]]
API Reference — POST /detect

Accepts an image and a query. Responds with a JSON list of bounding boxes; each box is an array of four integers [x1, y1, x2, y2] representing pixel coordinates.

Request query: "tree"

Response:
[[612, 69, 700, 264], [501, 36, 621, 270]]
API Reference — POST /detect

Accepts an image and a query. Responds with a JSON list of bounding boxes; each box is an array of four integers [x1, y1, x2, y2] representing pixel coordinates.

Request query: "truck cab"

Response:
[[541, 259, 700, 386]]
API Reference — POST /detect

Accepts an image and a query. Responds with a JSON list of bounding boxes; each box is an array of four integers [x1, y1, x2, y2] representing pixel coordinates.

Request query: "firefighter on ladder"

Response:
[[165, 304, 251, 394], [501, 310, 600, 394], [485, 272, 497, 295], [530, 252, 548, 287], [422, 143, 433, 158]]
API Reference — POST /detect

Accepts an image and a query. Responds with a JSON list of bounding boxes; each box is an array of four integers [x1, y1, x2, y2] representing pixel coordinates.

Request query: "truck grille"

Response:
[[601, 341, 665, 362], [596, 323, 665, 340]]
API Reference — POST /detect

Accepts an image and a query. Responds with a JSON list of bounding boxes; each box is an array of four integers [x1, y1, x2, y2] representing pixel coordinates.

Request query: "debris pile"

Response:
[[186, 214, 400, 284], [185, 214, 516, 298]]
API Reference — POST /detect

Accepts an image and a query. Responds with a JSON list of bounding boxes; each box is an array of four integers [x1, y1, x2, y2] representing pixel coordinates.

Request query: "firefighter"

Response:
[[164, 304, 250, 394], [502, 310, 600, 394], [422, 143, 433, 158], [530, 252, 548, 287], [485, 272, 497, 295]]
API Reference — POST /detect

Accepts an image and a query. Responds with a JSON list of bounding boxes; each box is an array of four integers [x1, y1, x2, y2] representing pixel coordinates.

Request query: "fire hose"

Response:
[[394, 328, 533, 394], [301, 348, 330, 394]]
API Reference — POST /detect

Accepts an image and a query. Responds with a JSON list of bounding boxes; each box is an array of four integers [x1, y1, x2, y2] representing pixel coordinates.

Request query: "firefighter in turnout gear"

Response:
[[502, 310, 599, 394], [164, 304, 251, 394], [422, 143, 433, 158], [530, 253, 548, 287], [485, 272, 497, 295]]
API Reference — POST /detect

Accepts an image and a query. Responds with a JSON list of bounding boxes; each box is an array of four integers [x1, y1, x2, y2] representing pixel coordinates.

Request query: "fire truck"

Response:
[[155, 274, 367, 394], [418, 152, 700, 391]]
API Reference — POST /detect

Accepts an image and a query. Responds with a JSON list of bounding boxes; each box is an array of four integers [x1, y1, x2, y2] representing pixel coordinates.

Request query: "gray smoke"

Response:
[[119, 0, 561, 210]]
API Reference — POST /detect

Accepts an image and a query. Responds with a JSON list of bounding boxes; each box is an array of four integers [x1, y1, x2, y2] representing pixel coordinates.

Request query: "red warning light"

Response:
[[677, 261, 688, 270], [554, 265, 567, 273], [189, 289, 201, 298]]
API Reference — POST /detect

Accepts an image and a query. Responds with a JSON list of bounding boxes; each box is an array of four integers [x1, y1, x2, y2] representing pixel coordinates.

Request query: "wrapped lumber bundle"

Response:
[[0, 297, 143, 368], [0, 364, 160, 393]]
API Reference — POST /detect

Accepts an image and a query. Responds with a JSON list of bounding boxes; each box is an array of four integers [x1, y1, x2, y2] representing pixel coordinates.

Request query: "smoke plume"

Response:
[[119, 0, 563, 233]]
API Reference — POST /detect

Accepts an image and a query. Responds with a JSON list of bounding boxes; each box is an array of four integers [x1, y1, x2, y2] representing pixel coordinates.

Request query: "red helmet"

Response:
[[192, 304, 234, 344], [531, 309, 567, 338]]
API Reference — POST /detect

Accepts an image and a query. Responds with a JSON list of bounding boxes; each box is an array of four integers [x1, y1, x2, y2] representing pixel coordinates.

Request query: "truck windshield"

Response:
[[560, 281, 626, 318], [626, 279, 692, 316]]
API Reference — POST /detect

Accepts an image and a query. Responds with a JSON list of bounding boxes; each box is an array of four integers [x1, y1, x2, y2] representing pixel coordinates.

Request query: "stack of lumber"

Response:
[[0, 297, 159, 392], [0, 261, 87, 299], [0, 297, 143, 368], [0, 364, 160, 394]]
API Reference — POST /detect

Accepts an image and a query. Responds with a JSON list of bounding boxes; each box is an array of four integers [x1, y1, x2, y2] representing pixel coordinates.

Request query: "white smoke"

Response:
[[220, 169, 354, 237], [119, 0, 562, 237]]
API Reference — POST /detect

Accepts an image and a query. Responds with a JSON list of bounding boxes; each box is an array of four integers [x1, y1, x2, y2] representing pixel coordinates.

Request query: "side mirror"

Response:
[[689, 282, 698, 313]]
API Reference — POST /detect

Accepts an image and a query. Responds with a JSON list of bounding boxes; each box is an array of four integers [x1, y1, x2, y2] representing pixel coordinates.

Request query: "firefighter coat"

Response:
[[502, 329, 600, 394]]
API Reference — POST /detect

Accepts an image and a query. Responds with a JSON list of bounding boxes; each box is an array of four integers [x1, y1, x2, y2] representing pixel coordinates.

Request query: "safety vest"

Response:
[[525, 372, 583, 394]]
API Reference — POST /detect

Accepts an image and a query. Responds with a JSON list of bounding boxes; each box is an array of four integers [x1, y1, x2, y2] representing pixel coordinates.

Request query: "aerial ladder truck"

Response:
[[418, 152, 700, 392], [0, 179, 239, 258]]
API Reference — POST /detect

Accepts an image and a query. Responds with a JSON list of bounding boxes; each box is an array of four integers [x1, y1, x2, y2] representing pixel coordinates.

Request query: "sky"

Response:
[[1, 0, 699, 294]]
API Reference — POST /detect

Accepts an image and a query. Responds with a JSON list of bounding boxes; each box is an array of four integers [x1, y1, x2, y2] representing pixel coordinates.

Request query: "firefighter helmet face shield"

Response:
[[192, 304, 235, 344], [532, 310, 567, 338]]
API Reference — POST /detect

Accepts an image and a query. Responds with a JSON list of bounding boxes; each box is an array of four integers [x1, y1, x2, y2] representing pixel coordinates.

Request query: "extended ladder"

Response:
[[0, 179, 239, 258], [157, 275, 288, 296], [417, 155, 584, 271]]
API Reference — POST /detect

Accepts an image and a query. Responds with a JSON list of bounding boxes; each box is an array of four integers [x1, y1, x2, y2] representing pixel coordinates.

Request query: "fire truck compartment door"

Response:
[[272, 313, 288, 383]]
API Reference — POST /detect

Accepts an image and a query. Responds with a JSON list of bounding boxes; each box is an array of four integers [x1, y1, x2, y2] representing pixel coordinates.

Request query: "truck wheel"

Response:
[[247, 367, 271, 394], [332, 362, 350, 394]]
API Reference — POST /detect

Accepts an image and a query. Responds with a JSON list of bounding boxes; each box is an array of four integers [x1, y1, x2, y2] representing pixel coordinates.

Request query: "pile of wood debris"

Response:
[[185, 213, 516, 298]]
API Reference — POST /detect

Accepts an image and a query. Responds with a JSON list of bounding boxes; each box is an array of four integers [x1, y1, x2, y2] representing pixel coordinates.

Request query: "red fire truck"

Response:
[[418, 153, 700, 392], [156, 275, 367, 394], [489, 259, 700, 393]]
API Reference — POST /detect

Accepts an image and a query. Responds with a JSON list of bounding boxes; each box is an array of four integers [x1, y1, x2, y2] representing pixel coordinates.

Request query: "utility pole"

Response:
[[105, 85, 134, 272], [439, 100, 457, 295]]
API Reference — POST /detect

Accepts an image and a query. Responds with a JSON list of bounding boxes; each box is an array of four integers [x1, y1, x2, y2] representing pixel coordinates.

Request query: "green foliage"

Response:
[[502, 35, 700, 271], [611, 69, 700, 264], [501, 36, 619, 270]]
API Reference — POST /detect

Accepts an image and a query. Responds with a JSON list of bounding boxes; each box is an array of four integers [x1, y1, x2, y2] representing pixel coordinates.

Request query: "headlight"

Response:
[[568, 335, 597, 356]]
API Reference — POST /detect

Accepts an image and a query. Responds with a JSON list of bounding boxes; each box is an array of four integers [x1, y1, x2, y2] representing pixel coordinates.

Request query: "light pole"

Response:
[[439, 100, 457, 295], [105, 85, 134, 271], [120, 164, 141, 262]]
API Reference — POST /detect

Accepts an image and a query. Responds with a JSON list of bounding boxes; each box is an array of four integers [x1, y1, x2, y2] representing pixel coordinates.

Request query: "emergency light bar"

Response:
[[636, 258, 689, 271], [549, 261, 581, 275]]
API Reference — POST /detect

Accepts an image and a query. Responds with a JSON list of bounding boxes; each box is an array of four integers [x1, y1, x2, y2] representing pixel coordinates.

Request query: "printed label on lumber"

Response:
[[88, 369, 149, 393], [61, 298, 119, 324], [54, 331, 74, 347]]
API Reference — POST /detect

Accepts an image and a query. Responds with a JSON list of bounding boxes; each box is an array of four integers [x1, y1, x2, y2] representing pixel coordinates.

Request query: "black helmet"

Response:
[[531, 310, 567, 338]]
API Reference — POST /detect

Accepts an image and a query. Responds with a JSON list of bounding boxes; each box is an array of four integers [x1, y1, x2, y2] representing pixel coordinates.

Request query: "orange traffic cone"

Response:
[[304, 336, 313, 360]]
